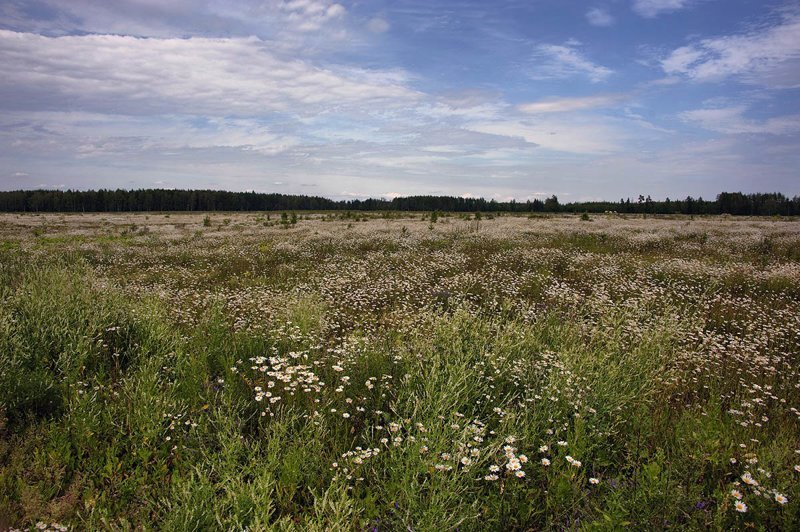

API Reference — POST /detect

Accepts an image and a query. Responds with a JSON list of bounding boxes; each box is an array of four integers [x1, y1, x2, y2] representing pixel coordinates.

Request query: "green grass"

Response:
[[0, 214, 798, 530]]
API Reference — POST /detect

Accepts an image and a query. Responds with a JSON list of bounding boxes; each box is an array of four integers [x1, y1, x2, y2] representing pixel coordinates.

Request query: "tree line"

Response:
[[0, 189, 797, 216]]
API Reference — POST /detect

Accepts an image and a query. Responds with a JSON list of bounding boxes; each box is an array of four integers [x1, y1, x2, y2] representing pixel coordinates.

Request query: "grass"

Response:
[[0, 212, 798, 530]]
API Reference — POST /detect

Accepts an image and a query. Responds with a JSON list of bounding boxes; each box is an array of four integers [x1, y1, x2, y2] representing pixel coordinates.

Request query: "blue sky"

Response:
[[1, 0, 798, 201]]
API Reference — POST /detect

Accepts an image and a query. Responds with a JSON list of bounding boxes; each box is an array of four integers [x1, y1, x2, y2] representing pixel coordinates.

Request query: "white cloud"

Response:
[[465, 118, 625, 155], [367, 17, 390, 33], [681, 106, 800, 135], [661, 46, 704, 74], [661, 12, 800, 88], [518, 94, 626, 114], [586, 7, 615, 27], [0, 111, 303, 159], [159, 118, 302, 155], [420, 145, 467, 153], [0, 31, 418, 116], [531, 42, 613, 83], [632, 0, 691, 18], [0, 0, 359, 55], [280, 0, 346, 32]]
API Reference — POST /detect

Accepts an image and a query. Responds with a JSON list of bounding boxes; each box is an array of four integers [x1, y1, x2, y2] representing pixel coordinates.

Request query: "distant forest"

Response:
[[0, 189, 798, 216]]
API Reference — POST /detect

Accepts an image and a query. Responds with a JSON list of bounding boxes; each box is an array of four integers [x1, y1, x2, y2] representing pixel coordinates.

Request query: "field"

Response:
[[1, 211, 799, 530]]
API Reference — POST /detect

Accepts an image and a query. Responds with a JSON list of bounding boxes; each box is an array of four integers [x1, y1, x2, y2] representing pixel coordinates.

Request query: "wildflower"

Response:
[[565, 456, 582, 468], [539, 445, 549, 453], [541, 458, 551, 466], [515, 470, 526, 478], [741, 472, 758, 486], [489, 465, 500, 472], [420, 446, 429, 454], [484, 474, 499, 481], [342, 413, 350, 418], [589, 477, 600, 485], [735, 501, 748, 513], [730, 489, 742, 500], [794, 465, 800, 473], [775, 493, 788, 505], [519, 454, 528, 463], [557, 440, 568, 447]]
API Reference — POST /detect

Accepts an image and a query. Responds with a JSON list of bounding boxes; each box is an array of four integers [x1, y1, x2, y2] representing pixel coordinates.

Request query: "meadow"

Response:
[[0, 211, 798, 530]]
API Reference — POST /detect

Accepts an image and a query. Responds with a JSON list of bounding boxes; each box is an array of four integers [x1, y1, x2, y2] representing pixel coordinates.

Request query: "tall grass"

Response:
[[1, 214, 798, 530]]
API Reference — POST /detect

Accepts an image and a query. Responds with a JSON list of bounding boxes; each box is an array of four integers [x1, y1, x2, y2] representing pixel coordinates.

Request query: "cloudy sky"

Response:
[[1, 0, 799, 201]]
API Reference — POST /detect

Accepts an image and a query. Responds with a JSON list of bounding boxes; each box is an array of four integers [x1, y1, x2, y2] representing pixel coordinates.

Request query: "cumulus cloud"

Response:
[[0, 31, 418, 116], [586, 8, 615, 27], [632, 0, 691, 18], [518, 94, 626, 114], [661, 11, 800, 88], [531, 42, 613, 83], [681, 105, 800, 135]]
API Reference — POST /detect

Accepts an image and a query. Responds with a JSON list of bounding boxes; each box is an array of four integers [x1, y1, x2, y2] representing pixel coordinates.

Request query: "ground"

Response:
[[0, 211, 798, 530]]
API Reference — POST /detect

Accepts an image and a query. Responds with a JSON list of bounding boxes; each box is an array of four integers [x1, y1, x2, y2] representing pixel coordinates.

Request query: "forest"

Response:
[[0, 189, 797, 215]]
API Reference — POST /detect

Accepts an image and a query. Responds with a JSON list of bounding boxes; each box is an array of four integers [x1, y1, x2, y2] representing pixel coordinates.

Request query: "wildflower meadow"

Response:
[[1, 211, 798, 530]]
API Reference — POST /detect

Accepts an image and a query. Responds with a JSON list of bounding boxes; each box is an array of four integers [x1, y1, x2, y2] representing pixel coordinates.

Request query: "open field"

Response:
[[1, 211, 799, 530]]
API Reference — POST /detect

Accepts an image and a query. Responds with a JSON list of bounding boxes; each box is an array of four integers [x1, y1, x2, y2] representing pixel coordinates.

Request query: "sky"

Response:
[[1, 0, 799, 201]]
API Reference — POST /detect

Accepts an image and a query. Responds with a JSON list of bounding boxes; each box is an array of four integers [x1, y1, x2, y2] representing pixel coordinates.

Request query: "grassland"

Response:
[[1, 211, 799, 530]]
